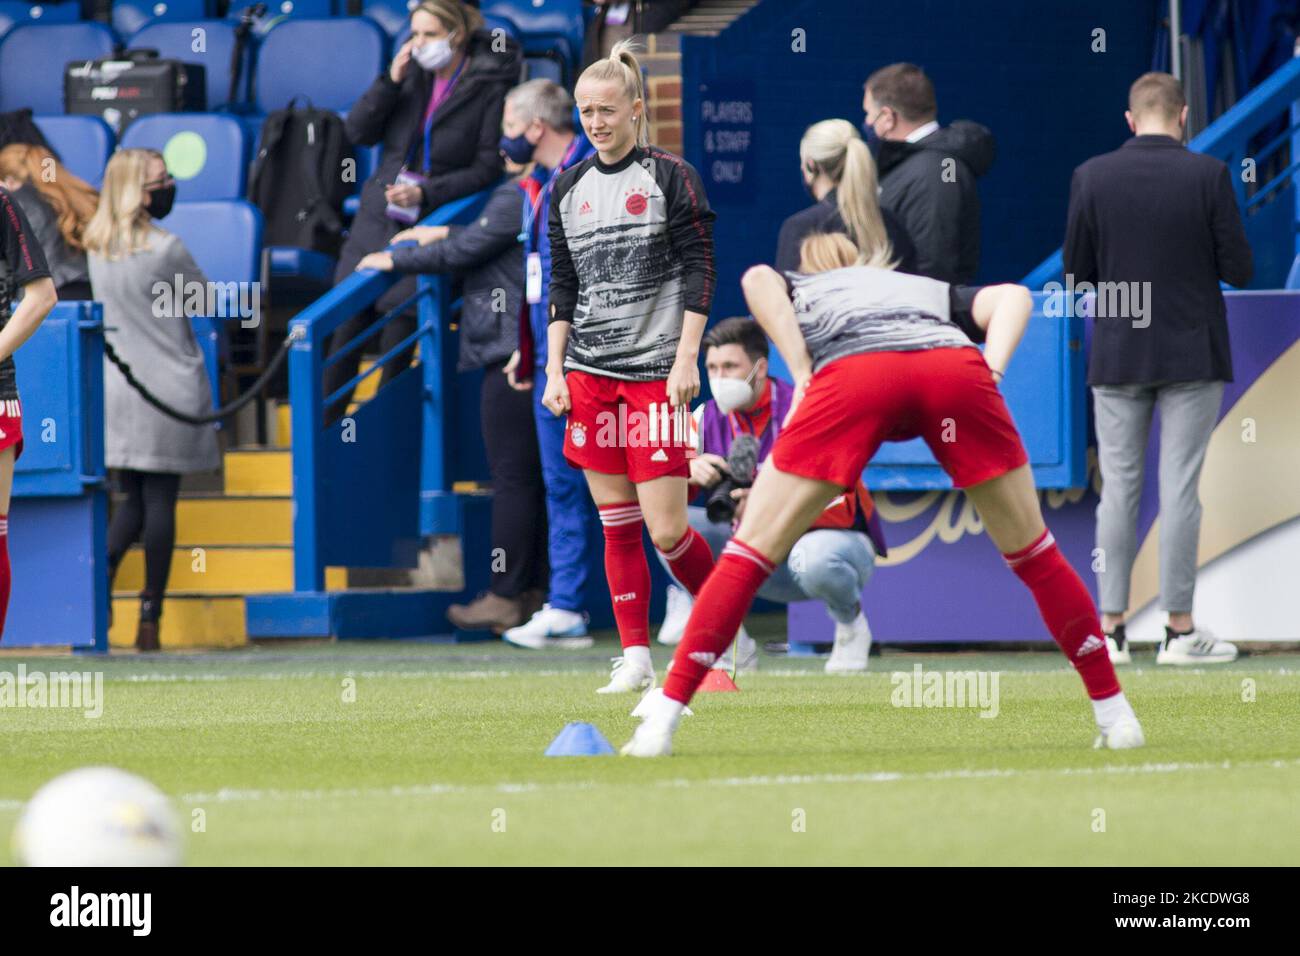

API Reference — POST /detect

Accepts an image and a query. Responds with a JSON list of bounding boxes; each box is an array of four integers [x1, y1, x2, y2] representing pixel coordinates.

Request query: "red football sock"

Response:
[[1004, 529, 1120, 700], [599, 501, 651, 649], [655, 526, 715, 595], [663, 538, 774, 704], [0, 513, 10, 641]]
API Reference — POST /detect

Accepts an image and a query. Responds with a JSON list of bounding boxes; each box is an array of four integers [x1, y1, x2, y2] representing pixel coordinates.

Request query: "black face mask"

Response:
[[144, 183, 176, 220]]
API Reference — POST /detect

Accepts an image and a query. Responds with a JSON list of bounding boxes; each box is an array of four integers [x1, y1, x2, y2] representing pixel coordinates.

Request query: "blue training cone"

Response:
[[544, 722, 615, 757]]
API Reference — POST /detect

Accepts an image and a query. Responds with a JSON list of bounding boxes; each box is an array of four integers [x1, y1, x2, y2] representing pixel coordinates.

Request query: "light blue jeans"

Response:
[[657, 506, 876, 623]]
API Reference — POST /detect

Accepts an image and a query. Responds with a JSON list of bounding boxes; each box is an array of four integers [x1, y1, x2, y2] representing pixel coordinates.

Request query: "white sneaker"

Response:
[[657, 585, 692, 646], [1106, 634, 1131, 665], [596, 655, 655, 694], [621, 689, 684, 757], [630, 687, 692, 718], [503, 604, 590, 650], [1156, 628, 1238, 665], [1094, 714, 1146, 750], [712, 625, 758, 673], [825, 612, 872, 673]]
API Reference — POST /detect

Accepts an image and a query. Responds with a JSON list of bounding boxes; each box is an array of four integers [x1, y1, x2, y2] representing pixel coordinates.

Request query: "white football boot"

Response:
[[711, 625, 758, 673], [1156, 627, 1238, 665], [596, 650, 655, 694], [657, 585, 692, 646], [503, 604, 591, 650], [621, 688, 685, 757], [825, 612, 872, 673], [1094, 714, 1146, 750]]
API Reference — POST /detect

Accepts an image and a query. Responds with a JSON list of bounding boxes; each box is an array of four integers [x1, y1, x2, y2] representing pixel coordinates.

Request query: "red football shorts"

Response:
[[563, 370, 692, 483], [0, 397, 23, 461], [771, 347, 1028, 490]]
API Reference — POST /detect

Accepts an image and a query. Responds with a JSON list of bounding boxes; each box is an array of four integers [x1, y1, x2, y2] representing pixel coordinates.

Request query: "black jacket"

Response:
[[1064, 135, 1252, 386], [390, 178, 524, 372], [774, 189, 917, 275], [335, 28, 522, 313], [875, 121, 995, 284], [10, 182, 89, 292]]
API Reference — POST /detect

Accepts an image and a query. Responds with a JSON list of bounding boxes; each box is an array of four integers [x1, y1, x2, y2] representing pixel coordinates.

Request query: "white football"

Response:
[[12, 767, 182, 867]]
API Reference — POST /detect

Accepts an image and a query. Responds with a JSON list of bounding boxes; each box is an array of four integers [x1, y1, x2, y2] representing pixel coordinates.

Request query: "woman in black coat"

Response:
[[325, 0, 522, 421], [775, 118, 917, 276]]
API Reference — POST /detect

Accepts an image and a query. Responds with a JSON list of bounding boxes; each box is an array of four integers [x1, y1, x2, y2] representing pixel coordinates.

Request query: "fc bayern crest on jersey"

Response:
[[570, 422, 587, 448], [624, 188, 649, 216]]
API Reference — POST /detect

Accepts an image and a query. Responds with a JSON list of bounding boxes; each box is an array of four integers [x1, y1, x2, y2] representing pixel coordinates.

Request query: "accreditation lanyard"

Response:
[[518, 136, 582, 246], [409, 56, 467, 172]]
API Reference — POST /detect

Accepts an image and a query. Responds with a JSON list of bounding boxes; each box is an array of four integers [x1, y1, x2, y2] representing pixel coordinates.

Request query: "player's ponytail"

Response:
[[579, 38, 649, 148], [800, 119, 896, 269], [798, 232, 860, 273]]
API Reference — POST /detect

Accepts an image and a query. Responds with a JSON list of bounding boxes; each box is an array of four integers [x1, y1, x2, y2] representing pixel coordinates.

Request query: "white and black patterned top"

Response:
[[548, 144, 716, 381], [0, 187, 52, 402], [786, 266, 985, 372]]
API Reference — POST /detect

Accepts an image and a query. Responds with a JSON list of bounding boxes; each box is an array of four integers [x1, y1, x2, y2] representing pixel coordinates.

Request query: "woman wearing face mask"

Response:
[[323, 0, 523, 423], [774, 119, 917, 276], [0, 144, 98, 301], [84, 148, 220, 651]]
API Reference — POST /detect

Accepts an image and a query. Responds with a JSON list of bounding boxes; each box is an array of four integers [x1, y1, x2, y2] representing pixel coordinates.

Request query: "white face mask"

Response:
[[414, 34, 456, 72], [708, 364, 760, 414]]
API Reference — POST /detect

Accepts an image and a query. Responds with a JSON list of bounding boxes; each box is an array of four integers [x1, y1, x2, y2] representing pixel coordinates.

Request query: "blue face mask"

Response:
[[499, 131, 536, 165], [861, 118, 882, 156]]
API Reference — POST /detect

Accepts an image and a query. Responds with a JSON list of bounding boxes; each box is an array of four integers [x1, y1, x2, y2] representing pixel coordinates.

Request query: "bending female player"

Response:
[[624, 232, 1144, 753], [543, 39, 718, 693], [0, 186, 58, 640]]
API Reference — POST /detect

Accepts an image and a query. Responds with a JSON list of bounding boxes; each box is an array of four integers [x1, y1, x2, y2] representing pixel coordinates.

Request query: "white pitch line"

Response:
[[3, 756, 1298, 813], [164, 755, 1300, 806]]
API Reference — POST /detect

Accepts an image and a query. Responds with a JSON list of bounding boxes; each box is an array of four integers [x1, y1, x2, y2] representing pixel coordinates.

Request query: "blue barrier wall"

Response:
[[681, 0, 1159, 322], [9, 302, 108, 650]]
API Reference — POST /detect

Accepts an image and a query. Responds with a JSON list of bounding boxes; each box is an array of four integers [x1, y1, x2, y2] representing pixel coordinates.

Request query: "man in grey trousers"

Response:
[[1064, 72, 1253, 665]]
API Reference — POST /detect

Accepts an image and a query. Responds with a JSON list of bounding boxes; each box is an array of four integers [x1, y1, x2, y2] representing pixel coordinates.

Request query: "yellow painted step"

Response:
[[172, 496, 292, 546], [224, 449, 291, 495], [114, 548, 347, 593], [276, 402, 291, 448], [355, 359, 379, 402], [109, 595, 247, 649]]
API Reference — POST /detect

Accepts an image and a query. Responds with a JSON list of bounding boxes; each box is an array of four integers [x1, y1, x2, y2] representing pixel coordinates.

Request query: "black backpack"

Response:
[[247, 99, 350, 256]]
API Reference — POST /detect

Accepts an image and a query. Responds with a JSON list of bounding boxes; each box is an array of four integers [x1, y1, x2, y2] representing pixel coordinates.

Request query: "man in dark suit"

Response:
[[1064, 71, 1252, 668]]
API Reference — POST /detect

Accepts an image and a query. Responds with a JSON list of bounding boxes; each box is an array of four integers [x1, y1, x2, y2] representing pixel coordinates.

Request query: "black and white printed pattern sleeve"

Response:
[[658, 155, 716, 316], [546, 169, 579, 325]]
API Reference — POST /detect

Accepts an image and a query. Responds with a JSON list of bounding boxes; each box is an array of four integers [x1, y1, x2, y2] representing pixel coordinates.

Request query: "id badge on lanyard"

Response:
[[526, 252, 543, 304]]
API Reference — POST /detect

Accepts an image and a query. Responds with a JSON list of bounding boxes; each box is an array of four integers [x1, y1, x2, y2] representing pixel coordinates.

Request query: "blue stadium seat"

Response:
[[33, 115, 116, 188], [254, 17, 386, 113], [344, 142, 381, 218], [0, 23, 117, 114], [112, 0, 210, 38], [127, 20, 240, 110], [0, 1, 80, 44], [362, 0, 416, 39], [159, 199, 265, 403], [482, 0, 581, 82], [121, 113, 249, 200]]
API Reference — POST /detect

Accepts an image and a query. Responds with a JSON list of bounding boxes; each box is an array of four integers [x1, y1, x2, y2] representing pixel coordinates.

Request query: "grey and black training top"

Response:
[[547, 144, 716, 381]]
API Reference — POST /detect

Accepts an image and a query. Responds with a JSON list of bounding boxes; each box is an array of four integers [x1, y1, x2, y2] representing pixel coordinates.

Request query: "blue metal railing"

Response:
[[1024, 54, 1300, 289], [286, 188, 493, 593]]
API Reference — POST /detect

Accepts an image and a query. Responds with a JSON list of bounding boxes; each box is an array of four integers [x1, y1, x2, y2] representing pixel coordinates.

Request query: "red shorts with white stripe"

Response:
[[770, 348, 1028, 490], [563, 370, 692, 484], [0, 397, 23, 461]]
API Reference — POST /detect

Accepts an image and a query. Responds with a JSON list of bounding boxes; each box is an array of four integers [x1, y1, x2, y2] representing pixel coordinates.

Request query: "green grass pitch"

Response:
[[3, 619, 1298, 866]]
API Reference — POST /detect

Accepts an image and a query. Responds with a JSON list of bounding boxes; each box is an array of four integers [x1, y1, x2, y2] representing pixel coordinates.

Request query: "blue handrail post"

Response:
[[419, 272, 459, 536], [288, 319, 325, 592]]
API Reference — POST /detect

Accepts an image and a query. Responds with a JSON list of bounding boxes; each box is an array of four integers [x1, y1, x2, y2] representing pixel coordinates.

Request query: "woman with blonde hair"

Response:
[[775, 118, 916, 275], [543, 39, 718, 694], [84, 147, 220, 651], [0, 143, 98, 300], [624, 231, 1145, 756]]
